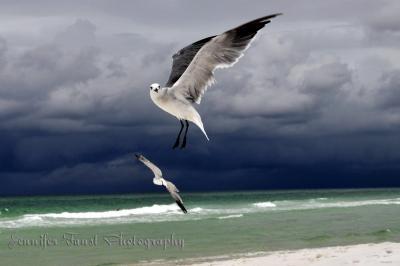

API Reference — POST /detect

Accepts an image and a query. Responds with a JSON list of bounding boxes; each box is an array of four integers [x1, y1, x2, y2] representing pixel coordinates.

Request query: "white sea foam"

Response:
[[190, 207, 204, 213], [217, 214, 243, 220], [0, 204, 184, 228], [309, 199, 400, 209], [36, 204, 181, 219], [252, 198, 400, 212], [271, 198, 400, 212], [253, 202, 277, 208]]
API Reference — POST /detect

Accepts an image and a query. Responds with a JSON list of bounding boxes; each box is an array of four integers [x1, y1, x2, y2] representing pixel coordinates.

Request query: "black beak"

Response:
[[154, 88, 159, 93], [135, 153, 141, 159]]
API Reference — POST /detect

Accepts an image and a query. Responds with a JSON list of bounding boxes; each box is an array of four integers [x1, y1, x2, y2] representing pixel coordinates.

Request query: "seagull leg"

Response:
[[180, 120, 189, 149], [172, 120, 184, 149]]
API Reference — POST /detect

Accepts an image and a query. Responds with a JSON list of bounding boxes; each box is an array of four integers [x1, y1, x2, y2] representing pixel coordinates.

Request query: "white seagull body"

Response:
[[149, 13, 282, 149], [135, 154, 187, 213]]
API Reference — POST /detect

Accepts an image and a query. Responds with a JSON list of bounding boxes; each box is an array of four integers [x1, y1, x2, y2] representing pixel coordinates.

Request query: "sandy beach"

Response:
[[142, 242, 399, 266], [186, 242, 400, 266]]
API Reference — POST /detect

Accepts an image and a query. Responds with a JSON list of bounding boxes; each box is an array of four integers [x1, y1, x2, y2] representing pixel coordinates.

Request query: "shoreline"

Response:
[[136, 242, 400, 266]]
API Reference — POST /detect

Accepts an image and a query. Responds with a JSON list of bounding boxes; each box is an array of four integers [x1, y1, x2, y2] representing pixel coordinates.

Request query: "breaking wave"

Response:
[[38, 204, 180, 219], [217, 214, 243, 220], [0, 204, 186, 228], [253, 202, 277, 208], [1, 197, 400, 228]]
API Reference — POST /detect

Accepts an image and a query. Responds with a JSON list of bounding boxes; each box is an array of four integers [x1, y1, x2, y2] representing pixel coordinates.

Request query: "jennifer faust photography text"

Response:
[[8, 232, 184, 250]]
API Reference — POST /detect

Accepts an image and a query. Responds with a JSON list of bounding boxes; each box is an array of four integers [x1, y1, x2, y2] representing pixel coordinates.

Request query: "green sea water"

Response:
[[0, 188, 399, 265]]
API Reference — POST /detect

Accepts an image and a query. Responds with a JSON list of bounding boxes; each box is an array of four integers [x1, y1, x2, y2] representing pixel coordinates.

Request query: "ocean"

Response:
[[0, 188, 399, 265]]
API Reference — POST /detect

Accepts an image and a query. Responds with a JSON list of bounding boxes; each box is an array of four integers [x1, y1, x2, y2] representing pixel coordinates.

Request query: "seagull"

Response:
[[149, 13, 282, 149], [135, 154, 188, 213]]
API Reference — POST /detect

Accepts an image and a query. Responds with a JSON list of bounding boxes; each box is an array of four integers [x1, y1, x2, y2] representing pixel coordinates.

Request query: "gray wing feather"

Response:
[[165, 181, 182, 201], [170, 13, 282, 104], [135, 154, 162, 178], [164, 180, 187, 213], [165, 36, 216, 88]]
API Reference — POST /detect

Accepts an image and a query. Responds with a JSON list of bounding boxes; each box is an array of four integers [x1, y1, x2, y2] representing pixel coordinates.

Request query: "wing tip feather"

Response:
[[176, 200, 188, 214], [235, 13, 283, 30]]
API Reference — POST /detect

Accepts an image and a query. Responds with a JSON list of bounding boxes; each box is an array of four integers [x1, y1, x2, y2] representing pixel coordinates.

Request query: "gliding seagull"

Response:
[[149, 13, 282, 149], [135, 154, 188, 213]]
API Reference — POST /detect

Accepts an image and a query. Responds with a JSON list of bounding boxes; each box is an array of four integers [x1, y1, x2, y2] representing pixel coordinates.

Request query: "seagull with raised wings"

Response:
[[149, 13, 282, 149], [135, 154, 187, 213]]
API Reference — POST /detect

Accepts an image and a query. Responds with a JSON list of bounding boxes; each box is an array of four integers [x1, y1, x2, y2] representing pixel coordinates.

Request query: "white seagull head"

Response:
[[149, 83, 161, 93]]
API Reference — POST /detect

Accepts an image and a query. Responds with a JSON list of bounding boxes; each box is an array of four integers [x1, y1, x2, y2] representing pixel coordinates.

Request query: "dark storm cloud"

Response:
[[0, 0, 400, 195]]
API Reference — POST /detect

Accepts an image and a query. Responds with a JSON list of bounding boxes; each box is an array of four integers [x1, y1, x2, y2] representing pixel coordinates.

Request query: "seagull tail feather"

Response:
[[199, 125, 210, 141], [191, 116, 210, 141]]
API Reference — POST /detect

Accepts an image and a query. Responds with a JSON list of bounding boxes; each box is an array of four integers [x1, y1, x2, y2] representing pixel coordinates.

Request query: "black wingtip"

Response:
[[272, 13, 283, 17], [253, 13, 283, 26], [261, 13, 283, 21], [229, 13, 283, 38], [176, 201, 188, 214], [134, 153, 141, 159]]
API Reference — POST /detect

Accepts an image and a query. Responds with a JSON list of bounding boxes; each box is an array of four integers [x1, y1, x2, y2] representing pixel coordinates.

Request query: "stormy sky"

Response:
[[1, 0, 400, 196]]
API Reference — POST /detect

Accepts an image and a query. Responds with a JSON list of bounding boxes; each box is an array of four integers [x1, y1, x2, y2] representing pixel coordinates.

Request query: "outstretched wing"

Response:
[[165, 180, 187, 213], [165, 36, 216, 88], [135, 154, 162, 178], [169, 13, 282, 104]]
